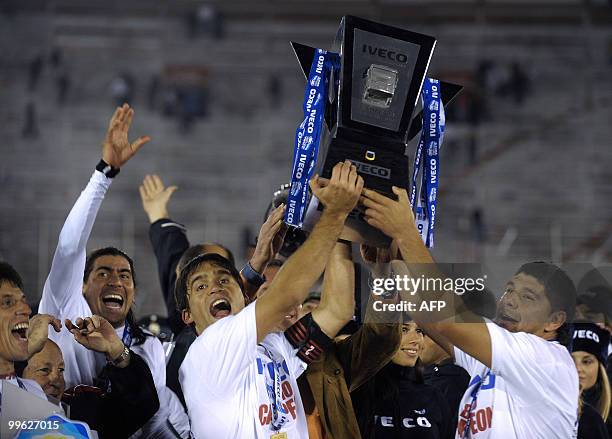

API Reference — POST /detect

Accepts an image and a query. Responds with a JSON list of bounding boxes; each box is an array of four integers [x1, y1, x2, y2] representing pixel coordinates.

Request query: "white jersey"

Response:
[[0, 376, 46, 401], [180, 301, 309, 439], [454, 321, 578, 439], [38, 170, 190, 437]]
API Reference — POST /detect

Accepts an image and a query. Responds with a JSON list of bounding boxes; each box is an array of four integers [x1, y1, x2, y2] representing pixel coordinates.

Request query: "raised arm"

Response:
[[39, 104, 150, 316], [311, 241, 355, 338], [140, 174, 188, 333], [334, 244, 403, 391], [244, 204, 288, 301], [255, 160, 363, 342], [362, 186, 491, 366]]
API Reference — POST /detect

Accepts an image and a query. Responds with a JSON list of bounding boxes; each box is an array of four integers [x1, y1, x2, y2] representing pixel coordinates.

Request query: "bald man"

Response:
[[22, 339, 65, 401]]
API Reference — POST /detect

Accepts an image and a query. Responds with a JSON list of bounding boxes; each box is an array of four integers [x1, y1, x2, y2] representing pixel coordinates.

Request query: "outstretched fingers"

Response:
[[130, 135, 151, 154]]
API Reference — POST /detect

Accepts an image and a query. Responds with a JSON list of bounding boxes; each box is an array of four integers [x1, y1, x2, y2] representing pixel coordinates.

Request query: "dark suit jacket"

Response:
[[63, 351, 160, 439]]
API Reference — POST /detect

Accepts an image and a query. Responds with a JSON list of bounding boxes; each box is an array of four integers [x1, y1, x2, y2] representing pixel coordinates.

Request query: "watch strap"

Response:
[[96, 159, 120, 178]]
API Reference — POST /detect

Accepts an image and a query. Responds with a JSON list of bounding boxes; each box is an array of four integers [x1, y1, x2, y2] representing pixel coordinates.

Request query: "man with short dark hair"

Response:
[[177, 161, 363, 438], [37, 105, 189, 437], [363, 186, 579, 438], [139, 173, 285, 335], [140, 174, 289, 409], [0, 261, 61, 402]]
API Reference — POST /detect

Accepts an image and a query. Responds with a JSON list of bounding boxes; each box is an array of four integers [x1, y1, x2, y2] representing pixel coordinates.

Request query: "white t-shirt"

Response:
[[180, 301, 309, 439], [0, 377, 47, 401], [453, 322, 578, 439]]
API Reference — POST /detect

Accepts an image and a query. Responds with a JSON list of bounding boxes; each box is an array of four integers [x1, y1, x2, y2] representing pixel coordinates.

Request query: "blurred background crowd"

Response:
[[1, 0, 611, 320]]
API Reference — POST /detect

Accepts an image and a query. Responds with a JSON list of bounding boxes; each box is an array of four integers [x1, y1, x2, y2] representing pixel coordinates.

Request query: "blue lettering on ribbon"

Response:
[[409, 78, 445, 248], [259, 345, 292, 431], [285, 49, 340, 227]]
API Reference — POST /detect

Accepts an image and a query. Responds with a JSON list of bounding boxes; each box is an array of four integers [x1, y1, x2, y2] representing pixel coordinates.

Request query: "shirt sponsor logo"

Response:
[[375, 415, 433, 428], [257, 358, 298, 427], [457, 372, 496, 436]]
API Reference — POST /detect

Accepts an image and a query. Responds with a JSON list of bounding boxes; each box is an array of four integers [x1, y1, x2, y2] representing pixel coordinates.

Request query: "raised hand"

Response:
[[309, 160, 364, 218], [102, 103, 150, 168], [250, 204, 287, 273], [139, 174, 178, 223], [65, 315, 124, 361], [362, 186, 416, 240], [27, 314, 62, 357]]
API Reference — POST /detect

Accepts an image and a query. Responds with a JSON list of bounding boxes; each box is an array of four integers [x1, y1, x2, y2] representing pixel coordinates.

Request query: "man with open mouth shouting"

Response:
[[176, 160, 364, 439], [37, 104, 190, 437], [0, 261, 61, 403]]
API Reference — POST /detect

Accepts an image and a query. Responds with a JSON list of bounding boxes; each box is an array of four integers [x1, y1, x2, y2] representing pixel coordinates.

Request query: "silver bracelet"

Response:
[[109, 345, 130, 366]]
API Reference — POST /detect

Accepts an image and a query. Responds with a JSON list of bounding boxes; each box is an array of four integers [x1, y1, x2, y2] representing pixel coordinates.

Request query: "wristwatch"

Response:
[[108, 345, 130, 366], [96, 159, 120, 178]]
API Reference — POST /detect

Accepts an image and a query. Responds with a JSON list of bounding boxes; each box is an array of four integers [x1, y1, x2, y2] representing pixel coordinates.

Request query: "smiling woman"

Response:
[[571, 322, 611, 438], [351, 317, 453, 439]]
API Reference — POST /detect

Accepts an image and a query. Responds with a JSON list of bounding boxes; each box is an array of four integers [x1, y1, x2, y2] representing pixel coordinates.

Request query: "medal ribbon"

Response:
[[409, 78, 445, 248], [285, 48, 340, 227], [260, 344, 291, 431]]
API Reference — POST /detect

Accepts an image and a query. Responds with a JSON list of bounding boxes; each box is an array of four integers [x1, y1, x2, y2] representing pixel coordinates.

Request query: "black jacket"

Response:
[[583, 386, 612, 438], [149, 218, 192, 409], [63, 351, 159, 438], [149, 218, 190, 335], [578, 402, 608, 439], [423, 359, 470, 434], [166, 325, 197, 409], [353, 363, 454, 439]]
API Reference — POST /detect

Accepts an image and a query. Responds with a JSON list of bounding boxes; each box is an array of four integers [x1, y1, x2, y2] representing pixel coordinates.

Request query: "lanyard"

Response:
[[409, 78, 445, 248], [285, 48, 340, 227], [461, 376, 483, 438], [121, 323, 132, 348], [259, 344, 291, 431]]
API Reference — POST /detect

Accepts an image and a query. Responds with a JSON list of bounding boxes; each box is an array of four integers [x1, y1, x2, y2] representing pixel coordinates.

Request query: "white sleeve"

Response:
[[453, 346, 482, 376], [270, 333, 307, 379], [488, 322, 563, 400], [38, 171, 112, 318], [135, 335, 167, 390], [160, 386, 191, 439], [180, 301, 258, 396]]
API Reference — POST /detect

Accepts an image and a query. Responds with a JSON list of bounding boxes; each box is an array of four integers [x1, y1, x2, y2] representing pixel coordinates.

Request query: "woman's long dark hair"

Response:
[[358, 359, 425, 438]]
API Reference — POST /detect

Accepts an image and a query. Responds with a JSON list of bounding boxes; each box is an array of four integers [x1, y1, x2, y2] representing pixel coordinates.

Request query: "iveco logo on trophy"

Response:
[[289, 15, 462, 246], [350, 160, 391, 180], [362, 44, 409, 63]]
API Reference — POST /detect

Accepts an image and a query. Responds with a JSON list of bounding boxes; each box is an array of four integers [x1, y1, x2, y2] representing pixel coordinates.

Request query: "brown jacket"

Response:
[[302, 299, 402, 439]]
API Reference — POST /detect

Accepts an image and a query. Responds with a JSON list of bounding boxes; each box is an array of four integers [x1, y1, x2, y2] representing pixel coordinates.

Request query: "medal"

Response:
[[270, 433, 288, 439]]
